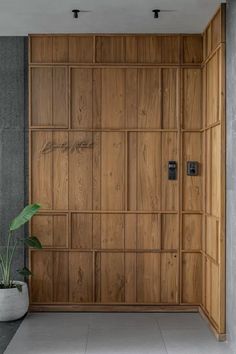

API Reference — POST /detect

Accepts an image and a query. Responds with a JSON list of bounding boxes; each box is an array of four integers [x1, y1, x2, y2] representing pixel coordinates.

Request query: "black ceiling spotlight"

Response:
[[72, 9, 80, 18], [152, 9, 161, 19], [72, 9, 92, 19], [152, 8, 177, 19]]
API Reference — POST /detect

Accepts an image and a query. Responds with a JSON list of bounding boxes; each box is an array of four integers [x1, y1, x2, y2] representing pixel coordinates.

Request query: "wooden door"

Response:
[[29, 34, 203, 311]]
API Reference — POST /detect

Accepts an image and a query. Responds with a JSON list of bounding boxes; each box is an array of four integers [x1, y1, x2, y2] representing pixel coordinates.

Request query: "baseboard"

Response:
[[199, 306, 226, 341], [30, 304, 199, 313]]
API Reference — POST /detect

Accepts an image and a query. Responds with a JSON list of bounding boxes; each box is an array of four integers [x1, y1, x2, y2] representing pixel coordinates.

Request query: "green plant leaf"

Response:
[[15, 283, 23, 292], [17, 266, 32, 277], [24, 236, 42, 249], [10, 204, 41, 231]]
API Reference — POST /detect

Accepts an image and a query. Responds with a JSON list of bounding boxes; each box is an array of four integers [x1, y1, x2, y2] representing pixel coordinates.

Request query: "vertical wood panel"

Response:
[[52, 132, 68, 209], [96, 37, 125, 63], [52, 36, 69, 62], [71, 214, 93, 249], [31, 251, 53, 302], [101, 69, 125, 128], [182, 253, 202, 303], [161, 36, 180, 64], [211, 125, 221, 217], [183, 69, 202, 129], [162, 214, 179, 250], [206, 54, 219, 126], [31, 131, 52, 209], [31, 36, 52, 63], [183, 133, 202, 211], [101, 214, 125, 249], [162, 68, 178, 129], [137, 214, 160, 249], [137, 253, 160, 303], [100, 253, 125, 302], [138, 69, 161, 128], [53, 252, 69, 302], [183, 36, 203, 64], [71, 69, 93, 128], [182, 214, 202, 250], [69, 252, 93, 302], [52, 67, 68, 126], [161, 132, 178, 210], [137, 133, 161, 210], [137, 37, 161, 63], [69, 132, 93, 210], [101, 132, 125, 210], [161, 253, 178, 303], [31, 68, 52, 126], [125, 253, 136, 302], [69, 36, 93, 63], [31, 215, 53, 247]]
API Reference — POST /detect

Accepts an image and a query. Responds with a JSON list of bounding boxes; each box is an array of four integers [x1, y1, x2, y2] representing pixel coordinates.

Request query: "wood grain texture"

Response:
[[183, 69, 202, 129], [182, 214, 202, 250], [137, 253, 160, 303], [183, 35, 203, 64], [29, 26, 225, 333], [71, 69, 93, 128], [69, 252, 93, 302], [182, 133, 202, 211], [182, 253, 202, 304]]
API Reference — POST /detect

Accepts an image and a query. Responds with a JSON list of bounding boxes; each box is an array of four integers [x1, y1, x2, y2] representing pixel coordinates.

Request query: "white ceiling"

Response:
[[0, 0, 225, 36]]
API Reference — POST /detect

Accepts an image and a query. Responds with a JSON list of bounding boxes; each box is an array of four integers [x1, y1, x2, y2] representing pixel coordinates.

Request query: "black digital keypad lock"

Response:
[[187, 161, 198, 176], [168, 161, 177, 180]]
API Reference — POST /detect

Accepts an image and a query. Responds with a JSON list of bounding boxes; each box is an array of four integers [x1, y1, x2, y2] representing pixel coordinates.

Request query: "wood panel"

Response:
[[100, 253, 125, 302], [137, 133, 161, 210], [71, 68, 93, 128], [138, 69, 161, 128], [28, 28, 225, 334], [182, 133, 202, 211], [31, 214, 68, 248], [183, 35, 203, 64], [96, 36, 125, 63], [137, 253, 160, 303], [101, 69, 125, 128], [202, 4, 225, 335], [182, 214, 202, 250], [161, 253, 178, 303], [162, 69, 178, 129], [31, 251, 53, 302], [69, 252, 93, 302], [31, 67, 68, 127], [31, 131, 52, 209], [137, 214, 160, 249], [69, 132, 93, 210], [53, 252, 69, 302], [101, 132, 125, 210], [182, 253, 202, 304], [161, 214, 179, 250], [183, 68, 202, 129], [31, 36, 52, 63], [162, 132, 178, 210], [68, 36, 93, 63], [206, 53, 219, 126]]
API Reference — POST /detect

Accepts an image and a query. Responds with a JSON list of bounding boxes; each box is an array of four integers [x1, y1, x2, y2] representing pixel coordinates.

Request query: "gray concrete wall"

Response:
[[226, 0, 236, 350], [0, 37, 27, 280]]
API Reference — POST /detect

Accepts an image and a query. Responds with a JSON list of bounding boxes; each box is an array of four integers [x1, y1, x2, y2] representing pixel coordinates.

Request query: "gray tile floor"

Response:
[[4, 313, 235, 354]]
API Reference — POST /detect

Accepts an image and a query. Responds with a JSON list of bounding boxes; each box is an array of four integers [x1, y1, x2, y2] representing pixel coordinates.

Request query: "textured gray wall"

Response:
[[226, 0, 236, 350], [0, 37, 27, 280]]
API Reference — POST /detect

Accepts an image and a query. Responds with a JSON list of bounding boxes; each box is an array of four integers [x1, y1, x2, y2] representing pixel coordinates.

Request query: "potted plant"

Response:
[[0, 203, 42, 321]]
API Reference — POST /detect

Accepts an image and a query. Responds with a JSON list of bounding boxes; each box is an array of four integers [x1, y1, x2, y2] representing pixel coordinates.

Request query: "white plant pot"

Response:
[[0, 281, 29, 321]]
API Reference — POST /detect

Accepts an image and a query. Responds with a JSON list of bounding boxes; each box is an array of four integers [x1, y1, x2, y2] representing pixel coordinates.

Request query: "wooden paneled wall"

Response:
[[28, 13, 225, 337], [201, 5, 226, 337]]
